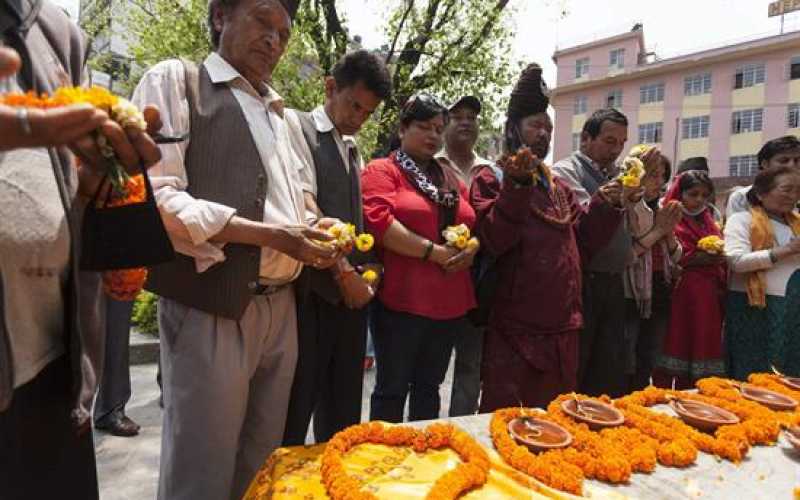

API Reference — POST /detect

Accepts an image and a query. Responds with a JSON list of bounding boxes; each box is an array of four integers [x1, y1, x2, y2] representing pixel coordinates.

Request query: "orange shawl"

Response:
[[747, 206, 800, 307]]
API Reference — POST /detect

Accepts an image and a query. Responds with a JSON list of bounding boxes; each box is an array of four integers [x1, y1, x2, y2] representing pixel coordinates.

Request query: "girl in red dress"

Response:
[[654, 171, 727, 389]]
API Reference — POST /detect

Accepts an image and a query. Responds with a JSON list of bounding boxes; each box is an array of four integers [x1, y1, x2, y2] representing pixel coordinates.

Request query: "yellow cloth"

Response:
[[242, 442, 631, 500], [747, 206, 800, 308]]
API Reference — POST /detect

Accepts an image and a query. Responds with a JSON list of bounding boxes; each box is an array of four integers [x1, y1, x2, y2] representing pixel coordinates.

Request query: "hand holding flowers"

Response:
[[697, 235, 725, 255], [0, 86, 162, 196], [441, 224, 480, 273]]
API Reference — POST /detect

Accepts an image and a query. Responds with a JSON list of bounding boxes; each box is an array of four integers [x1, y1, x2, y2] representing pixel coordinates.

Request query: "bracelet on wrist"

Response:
[[422, 239, 434, 261], [769, 249, 778, 264]]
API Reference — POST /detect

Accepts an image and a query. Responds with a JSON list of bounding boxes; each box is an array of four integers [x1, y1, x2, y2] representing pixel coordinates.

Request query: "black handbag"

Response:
[[79, 169, 175, 271]]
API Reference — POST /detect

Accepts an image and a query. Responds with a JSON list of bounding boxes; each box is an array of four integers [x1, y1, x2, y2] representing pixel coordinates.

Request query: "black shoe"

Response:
[[96, 413, 141, 437]]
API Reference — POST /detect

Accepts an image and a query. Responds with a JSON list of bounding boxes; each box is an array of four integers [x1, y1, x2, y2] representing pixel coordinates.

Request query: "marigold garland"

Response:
[[694, 377, 782, 444], [490, 408, 584, 495], [1, 87, 147, 194], [320, 422, 489, 500], [101, 175, 148, 301], [617, 388, 750, 463]]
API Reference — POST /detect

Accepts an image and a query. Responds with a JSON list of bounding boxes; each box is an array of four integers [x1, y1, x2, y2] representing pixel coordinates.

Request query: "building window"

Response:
[[574, 95, 588, 114], [640, 83, 665, 104], [729, 155, 759, 177], [791, 57, 800, 80], [610, 48, 625, 69], [682, 116, 710, 139], [572, 133, 581, 152], [575, 58, 589, 79], [607, 89, 623, 108], [734, 63, 766, 89], [638, 122, 663, 144], [731, 108, 763, 134], [789, 103, 800, 128], [684, 73, 712, 96]]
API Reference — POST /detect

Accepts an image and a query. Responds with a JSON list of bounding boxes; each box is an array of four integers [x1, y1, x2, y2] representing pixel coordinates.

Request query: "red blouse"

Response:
[[361, 155, 477, 320]]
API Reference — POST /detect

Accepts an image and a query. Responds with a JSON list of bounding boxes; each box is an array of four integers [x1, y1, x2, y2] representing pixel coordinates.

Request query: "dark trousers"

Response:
[[95, 298, 135, 425], [627, 274, 672, 392], [0, 356, 98, 500], [449, 323, 484, 417], [370, 301, 459, 422], [579, 271, 628, 398], [283, 292, 367, 445]]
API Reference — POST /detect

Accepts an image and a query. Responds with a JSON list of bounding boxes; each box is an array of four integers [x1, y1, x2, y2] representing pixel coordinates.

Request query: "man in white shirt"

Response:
[[726, 136, 800, 216], [434, 95, 490, 417], [131, 1, 341, 499], [282, 50, 391, 445]]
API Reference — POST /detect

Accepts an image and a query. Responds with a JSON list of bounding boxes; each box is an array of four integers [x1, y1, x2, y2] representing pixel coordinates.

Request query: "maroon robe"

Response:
[[469, 166, 623, 411]]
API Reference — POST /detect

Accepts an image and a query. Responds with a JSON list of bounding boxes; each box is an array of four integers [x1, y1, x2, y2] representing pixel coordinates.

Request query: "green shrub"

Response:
[[132, 290, 159, 336]]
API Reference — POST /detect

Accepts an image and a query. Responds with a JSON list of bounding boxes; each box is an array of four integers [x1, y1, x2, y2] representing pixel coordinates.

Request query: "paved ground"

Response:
[[95, 356, 456, 499]]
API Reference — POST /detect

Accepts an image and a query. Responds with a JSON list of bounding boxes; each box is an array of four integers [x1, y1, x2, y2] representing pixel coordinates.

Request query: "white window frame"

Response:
[[610, 48, 625, 70], [575, 58, 589, 79], [682, 116, 710, 139], [573, 95, 588, 115], [640, 83, 665, 104], [638, 122, 663, 144], [789, 103, 800, 128], [731, 108, 764, 134], [734, 63, 766, 89], [729, 155, 759, 177], [607, 89, 623, 108], [684, 73, 712, 96]]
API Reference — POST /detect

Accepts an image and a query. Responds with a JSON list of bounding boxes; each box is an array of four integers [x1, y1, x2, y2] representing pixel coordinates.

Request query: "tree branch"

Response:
[[385, 0, 415, 65]]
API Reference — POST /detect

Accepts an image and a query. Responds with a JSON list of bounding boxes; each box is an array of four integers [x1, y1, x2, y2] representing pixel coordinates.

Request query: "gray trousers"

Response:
[[157, 288, 297, 500], [94, 298, 134, 424], [448, 323, 484, 417]]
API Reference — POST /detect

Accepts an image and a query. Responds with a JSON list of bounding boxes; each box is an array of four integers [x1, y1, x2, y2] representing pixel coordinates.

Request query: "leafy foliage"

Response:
[[132, 290, 159, 336]]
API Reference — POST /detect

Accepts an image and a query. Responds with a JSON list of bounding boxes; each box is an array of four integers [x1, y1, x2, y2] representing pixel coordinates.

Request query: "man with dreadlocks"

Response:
[[469, 64, 626, 411]]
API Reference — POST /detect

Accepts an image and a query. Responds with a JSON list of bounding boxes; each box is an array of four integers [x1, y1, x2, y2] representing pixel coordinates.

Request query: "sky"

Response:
[[339, 0, 798, 93]]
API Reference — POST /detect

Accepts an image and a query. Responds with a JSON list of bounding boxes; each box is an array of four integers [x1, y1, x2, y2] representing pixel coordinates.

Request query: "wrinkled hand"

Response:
[[505, 154, 541, 183], [314, 217, 342, 231], [691, 250, 726, 266], [337, 270, 375, 309], [598, 180, 624, 207], [623, 184, 645, 204], [268, 224, 339, 268], [71, 104, 163, 175], [443, 240, 480, 274], [640, 146, 662, 170], [655, 201, 682, 235]]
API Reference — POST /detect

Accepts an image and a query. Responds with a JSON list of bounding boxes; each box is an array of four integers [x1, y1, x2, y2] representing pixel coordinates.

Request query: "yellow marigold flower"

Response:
[[455, 235, 468, 250], [355, 233, 374, 252], [698, 235, 725, 254], [466, 237, 480, 251], [621, 174, 641, 188], [362, 269, 378, 285]]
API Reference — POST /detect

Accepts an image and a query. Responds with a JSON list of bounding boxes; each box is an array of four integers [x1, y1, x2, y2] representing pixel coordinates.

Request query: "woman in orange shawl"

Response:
[[723, 166, 800, 379]]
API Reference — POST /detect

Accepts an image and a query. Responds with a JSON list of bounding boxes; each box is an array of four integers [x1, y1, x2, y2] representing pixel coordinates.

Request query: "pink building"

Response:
[[551, 26, 800, 180]]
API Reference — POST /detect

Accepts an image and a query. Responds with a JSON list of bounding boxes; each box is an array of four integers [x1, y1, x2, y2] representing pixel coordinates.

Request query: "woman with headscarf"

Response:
[[362, 94, 478, 422], [470, 64, 625, 411], [653, 171, 727, 389]]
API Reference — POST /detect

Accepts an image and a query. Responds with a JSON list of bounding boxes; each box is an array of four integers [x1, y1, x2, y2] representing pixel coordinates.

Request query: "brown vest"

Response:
[[146, 61, 267, 320]]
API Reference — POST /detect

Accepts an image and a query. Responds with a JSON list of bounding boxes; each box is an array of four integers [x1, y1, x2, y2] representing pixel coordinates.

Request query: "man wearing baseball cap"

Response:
[[435, 95, 491, 417]]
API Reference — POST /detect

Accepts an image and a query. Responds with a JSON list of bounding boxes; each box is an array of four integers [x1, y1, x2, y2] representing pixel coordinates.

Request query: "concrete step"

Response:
[[130, 329, 159, 366]]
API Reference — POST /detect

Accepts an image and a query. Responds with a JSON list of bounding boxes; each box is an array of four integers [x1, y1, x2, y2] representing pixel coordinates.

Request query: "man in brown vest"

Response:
[[132, 1, 340, 498], [282, 50, 391, 445], [0, 2, 162, 498]]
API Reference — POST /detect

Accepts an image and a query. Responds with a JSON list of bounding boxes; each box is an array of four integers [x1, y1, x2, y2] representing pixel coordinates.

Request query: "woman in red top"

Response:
[[362, 94, 477, 422], [654, 171, 727, 389]]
